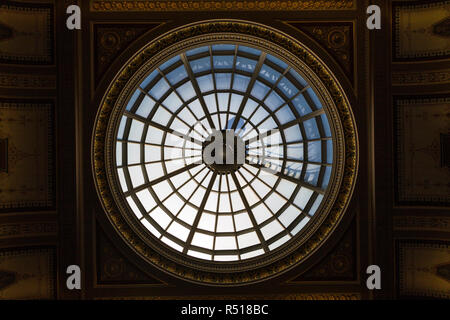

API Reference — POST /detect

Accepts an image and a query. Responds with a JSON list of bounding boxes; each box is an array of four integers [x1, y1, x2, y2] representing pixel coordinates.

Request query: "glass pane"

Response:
[[127, 143, 140, 165], [308, 141, 322, 163], [289, 69, 308, 88], [232, 74, 250, 92], [136, 189, 157, 212], [292, 94, 313, 116], [177, 205, 197, 225], [166, 65, 187, 85], [149, 78, 170, 100], [116, 143, 124, 168], [128, 165, 145, 188], [284, 125, 302, 143], [191, 232, 214, 249], [152, 107, 172, 126], [321, 114, 332, 137], [235, 56, 257, 72], [268, 234, 290, 250], [190, 57, 211, 73], [162, 92, 183, 112], [128, 119, 144, 142], [234, 212, 253, 231], [151, 180, 173, 202], [159, 55, 181, 71], [252, 203, 272, 224], [259, 64, 281, 84], [188, 250, 211, 260], [127, 196, 142, 219], [237, 232, 259, 249], [276, 179, 297, 199], [212, 44, 235, 51], [163, 193, 184, 214], [215, 236, 237, 250], [142, 218, 161, 238], [229, 94, 243, 113], [264, 91, 284, 111], [167, 221, 190, 241], [186, 46, 209, 56], [215, 73, 232, 90], [213, 55, 234, 69], [145, 126, 164, 144], [305, 164, 321, 186], [265, 193, 285, 213], [306, 87, 322, 109], [117, 168, 128, 192], [241, 249, 264, 260], [198, 213, 216, 232], [260, 220, 284, 240], [126, 89, 141, 111], [266, 54, 288, 70], [117, 116, 127, 139], [303, 118, 320, 139], [322, 166, 332, 189], [140, 69, 159, 89], [177, 81, 196, 101], [279, 205, 301, 228], [278, 78, 298, 98], [275, 106, 295, 124], [136, 95, 155, 118], [294, 187, 313, 210], [161, 237, 183, 252], [197, 74, 214, 92], [238, 45, 261, 56], [216, 215, 234, 232], [251, 81, 270, 100], [291, 216, 310, 235], [309, 194, 324, 216]]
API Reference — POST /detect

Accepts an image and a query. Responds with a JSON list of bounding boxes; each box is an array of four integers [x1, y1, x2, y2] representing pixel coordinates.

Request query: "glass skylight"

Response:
[[114, 44, 333, 262]]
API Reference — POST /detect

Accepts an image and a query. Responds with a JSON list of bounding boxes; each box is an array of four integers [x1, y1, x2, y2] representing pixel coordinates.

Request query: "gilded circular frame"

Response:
[[92, 20, 358, 285]]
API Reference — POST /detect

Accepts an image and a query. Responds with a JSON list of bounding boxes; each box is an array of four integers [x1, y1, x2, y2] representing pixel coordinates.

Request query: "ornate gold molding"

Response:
[[0, 73, 56, 89], [92, 20, 358, 285], [91, 0, 355, 12], [0, 221, 57, 239], [394, 216, 450, 232]]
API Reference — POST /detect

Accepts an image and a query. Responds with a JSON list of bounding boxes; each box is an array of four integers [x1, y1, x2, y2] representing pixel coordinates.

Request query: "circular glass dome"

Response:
[[114, 44, 333, 262]]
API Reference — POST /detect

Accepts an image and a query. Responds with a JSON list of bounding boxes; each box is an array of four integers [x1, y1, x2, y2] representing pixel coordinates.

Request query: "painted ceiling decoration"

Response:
[[93, 20, 358, 285], [94, 23, 162, 85], [393, 0, 450, 61], [394, 95, 450, 206], [0, 1, 54, 65], [285, 22, 354, 85], [433, 16, 450, 37]]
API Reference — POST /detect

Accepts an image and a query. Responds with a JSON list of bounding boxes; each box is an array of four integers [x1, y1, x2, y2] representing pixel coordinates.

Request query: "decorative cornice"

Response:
[[91, 0, 355, 12], [0, 73, 56, 89], [392, 69, 450, 85], [394, 216, 450, 232], [0, 221, 57, 239], [92, 20, 358, 285]]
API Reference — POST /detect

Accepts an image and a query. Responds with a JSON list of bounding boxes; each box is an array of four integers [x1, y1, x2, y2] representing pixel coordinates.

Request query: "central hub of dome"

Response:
[[202, 129, 246, 174]]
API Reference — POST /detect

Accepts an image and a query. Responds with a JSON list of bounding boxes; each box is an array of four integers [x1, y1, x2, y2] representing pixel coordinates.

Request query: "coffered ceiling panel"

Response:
[[0, 1, 54, 65], [393, 0, 450, 61]]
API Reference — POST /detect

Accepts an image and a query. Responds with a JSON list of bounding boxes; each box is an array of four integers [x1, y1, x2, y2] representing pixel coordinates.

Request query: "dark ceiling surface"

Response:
[[0, 0, 448, 300]]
